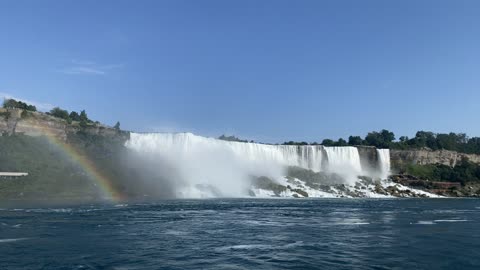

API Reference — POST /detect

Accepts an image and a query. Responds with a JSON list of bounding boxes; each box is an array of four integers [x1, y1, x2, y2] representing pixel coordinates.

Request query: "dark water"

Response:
[[1, 199, 480, 269]]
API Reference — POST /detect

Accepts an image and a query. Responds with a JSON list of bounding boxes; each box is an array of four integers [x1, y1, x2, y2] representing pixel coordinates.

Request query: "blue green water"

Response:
[[1, 199, 480, 269]]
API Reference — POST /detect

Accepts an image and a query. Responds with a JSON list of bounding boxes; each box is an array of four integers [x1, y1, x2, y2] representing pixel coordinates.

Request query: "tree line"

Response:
[[2, 98, 121, 130], [282, 129, 480, 155], [219, 130, 480, 155], [47, 107, 121, 130], [3, 98, 37, 111], [218, 135, 253, 143]]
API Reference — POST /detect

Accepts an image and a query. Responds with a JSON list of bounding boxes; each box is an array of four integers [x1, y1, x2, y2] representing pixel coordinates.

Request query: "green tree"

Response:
[[49, 107, 70, 120], [3, 99, 18, 109], [365, 129, 395, 148], [321, 139, 335, 146], [335, 138, 348, 146], [69, 111, 81, 121], [2, 99, 36, 111], [411, 131, 435, 148], [365, 131, 382, 147], [348, 136, 363, 146], [79, 110, 88, 122], [26, 105, 37, 111]]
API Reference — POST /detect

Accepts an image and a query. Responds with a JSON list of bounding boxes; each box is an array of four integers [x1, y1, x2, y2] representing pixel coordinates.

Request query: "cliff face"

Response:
[[0, 108, 127, 140], [390, 148, 480, 169], [356, 146, 378, 172]]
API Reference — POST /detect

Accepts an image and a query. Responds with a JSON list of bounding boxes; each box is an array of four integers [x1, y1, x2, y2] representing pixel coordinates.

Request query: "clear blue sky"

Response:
[[1, 0, 479, 143]]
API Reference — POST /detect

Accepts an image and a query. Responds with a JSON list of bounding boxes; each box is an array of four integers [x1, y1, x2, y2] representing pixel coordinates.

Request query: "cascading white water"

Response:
[[376, 149, 391, 179], [126, 133, 305, 197], [323, 146, 363, 183], [298, 145, 323, 172], [125, 132, 387, 198]]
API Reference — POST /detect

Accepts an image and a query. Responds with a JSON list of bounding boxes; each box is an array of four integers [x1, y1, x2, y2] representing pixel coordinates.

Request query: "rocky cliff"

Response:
[[0, 108, 128, 140], [390, 148, 480, 170]]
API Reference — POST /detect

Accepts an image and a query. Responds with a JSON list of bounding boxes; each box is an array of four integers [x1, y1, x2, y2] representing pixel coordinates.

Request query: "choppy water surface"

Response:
[[1, 199, 480, 269]]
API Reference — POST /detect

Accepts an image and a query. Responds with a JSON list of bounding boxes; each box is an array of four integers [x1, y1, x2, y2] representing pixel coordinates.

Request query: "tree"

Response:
[[282, 141, 308, 145], [321, 139, 335, 146], [79, 110, 88, 122], [69, 111, 81, 121], [3, 99, 36, 111], [365, 129, 395, 148], [49, 107, 70, 120], [3, 99, 18, 109], [26, 105, 37, 112], [114, 121, 121, 130], [348, 136, 363, 146], [411, 131, 437, 149], [380, 129, 395, 143], [219, 135, 248, 143], [365, 132, 382, 147], [335, 138, 348, 146]]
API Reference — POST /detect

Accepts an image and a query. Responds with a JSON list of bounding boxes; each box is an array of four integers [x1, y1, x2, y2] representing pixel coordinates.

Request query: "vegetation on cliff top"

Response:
[[218, 135, 254, 143], [3, 98, 37, 112], [3, 98, 121, 130], [280, 129, 480, 155], [219, 129, 480, 156]]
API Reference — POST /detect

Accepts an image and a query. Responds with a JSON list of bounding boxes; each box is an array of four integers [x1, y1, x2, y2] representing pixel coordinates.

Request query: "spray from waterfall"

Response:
[[125, 132, 391, 198]]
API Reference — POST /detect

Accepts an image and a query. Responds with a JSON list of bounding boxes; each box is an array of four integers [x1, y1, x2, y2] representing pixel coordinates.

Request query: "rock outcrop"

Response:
[[357, 146, 378, 172], [390, 148, 480, 169], [0, 108, 128, 141]]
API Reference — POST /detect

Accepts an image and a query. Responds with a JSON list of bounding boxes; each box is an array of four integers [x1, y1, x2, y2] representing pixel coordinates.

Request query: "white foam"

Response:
[[336, 222, 370, 225], [434, 219, 468, 223], [251, 188, 276, 198], [215, 241, 303, 252], [416, 221, 435, 225], [0, 238, 29, 243]]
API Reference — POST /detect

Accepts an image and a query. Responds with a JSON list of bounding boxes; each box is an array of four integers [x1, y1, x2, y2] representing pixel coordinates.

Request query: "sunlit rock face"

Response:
[[126, 132, 391, 198], [390, 149, 480, 168]]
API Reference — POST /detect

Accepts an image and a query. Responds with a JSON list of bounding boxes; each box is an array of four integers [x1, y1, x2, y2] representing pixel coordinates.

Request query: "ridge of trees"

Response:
[[2, 98, 120, 130], [218, 135, 254, 143], [47, 107, 121, 130], [279, 129, 480, 155], [2, 98, 37, 111], [217, 130, 480, 155]]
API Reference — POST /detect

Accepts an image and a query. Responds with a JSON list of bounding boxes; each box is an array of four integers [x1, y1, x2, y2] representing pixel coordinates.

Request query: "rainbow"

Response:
[[35, 125, 124, 202]]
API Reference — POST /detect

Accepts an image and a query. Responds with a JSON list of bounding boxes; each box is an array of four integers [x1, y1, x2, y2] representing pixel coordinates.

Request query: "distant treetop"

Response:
[[3, 98, 37, 112], [238, 129, 480, 155], [218, 135, 249, 143]]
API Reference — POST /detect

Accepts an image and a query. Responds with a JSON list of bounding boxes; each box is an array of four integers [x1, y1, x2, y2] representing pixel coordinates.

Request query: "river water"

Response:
[[1, 198, 479, 269]]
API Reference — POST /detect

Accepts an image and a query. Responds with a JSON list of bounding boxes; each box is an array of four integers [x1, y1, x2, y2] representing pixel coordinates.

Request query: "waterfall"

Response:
[[324, 146, 363, 183], [376, 149, 391, 179], [125, 132, 384, 198]]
